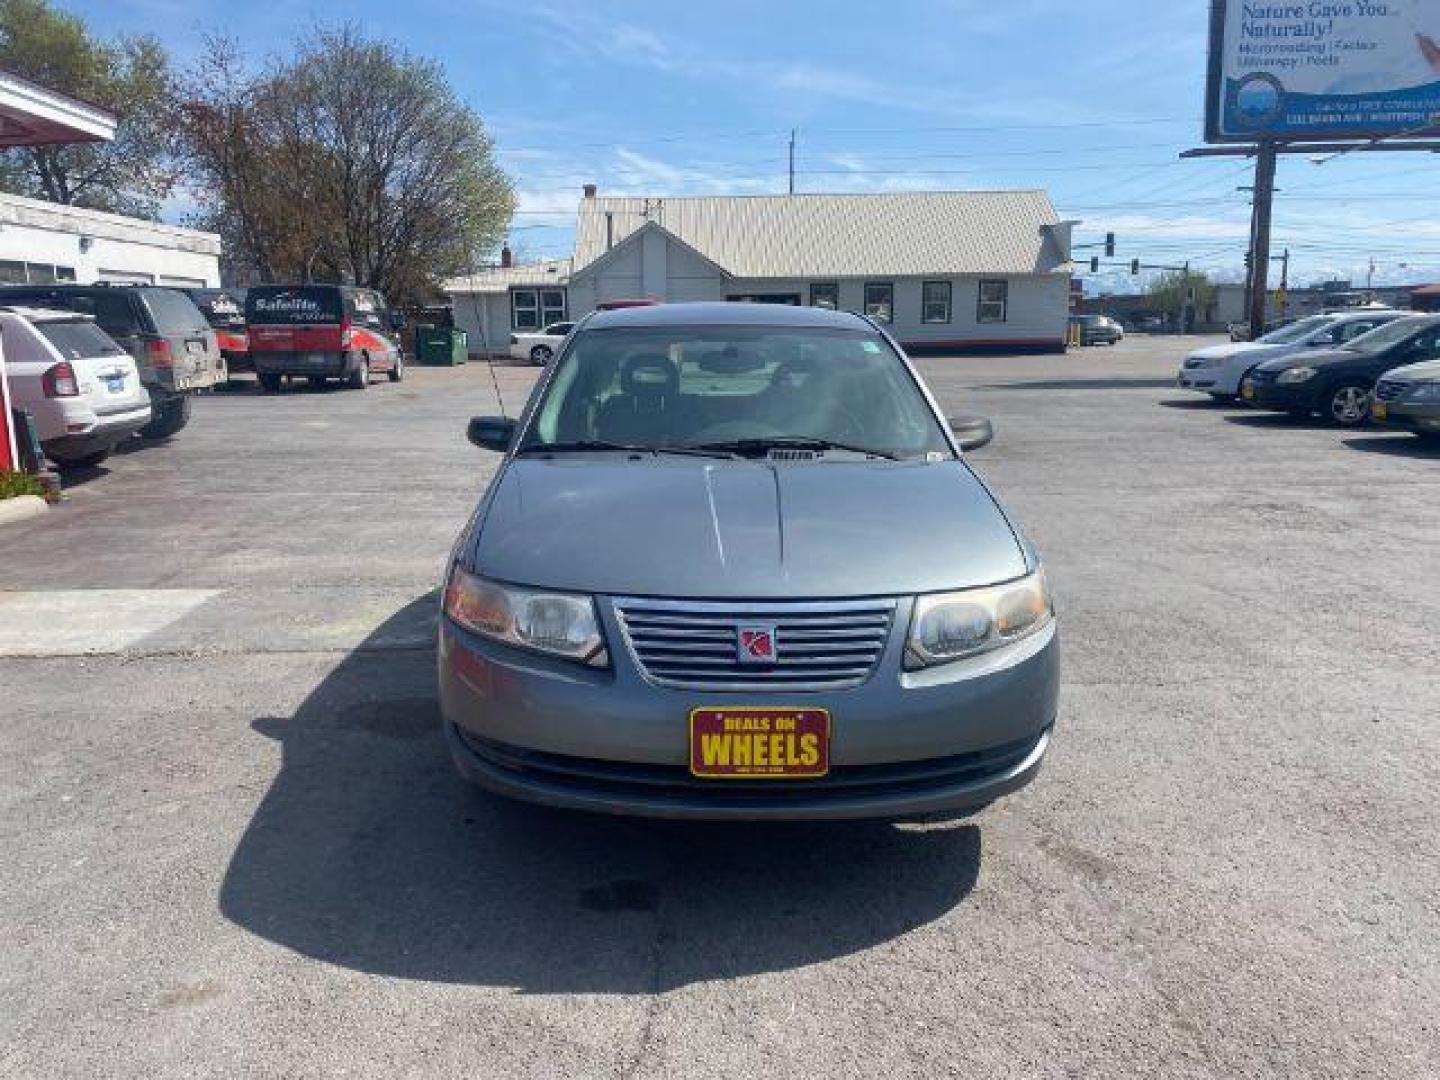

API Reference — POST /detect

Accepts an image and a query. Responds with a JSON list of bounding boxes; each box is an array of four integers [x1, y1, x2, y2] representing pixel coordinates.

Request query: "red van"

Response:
[[245, 285, 405, 392]]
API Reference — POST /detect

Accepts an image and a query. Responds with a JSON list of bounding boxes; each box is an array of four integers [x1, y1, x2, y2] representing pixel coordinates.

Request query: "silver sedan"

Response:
[[439, 302, 1059, 820]]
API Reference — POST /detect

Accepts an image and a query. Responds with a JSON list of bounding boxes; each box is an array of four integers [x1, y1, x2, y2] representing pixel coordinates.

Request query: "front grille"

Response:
[[1374, 380, 1410, 402], [613, 597, 895, 690]]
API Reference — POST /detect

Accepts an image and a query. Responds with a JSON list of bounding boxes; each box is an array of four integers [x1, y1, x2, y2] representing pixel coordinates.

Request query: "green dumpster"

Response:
[[415, 326, 468, 365]]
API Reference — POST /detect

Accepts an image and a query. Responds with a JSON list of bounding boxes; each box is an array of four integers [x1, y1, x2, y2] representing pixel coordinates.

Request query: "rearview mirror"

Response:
[[947, 414, 994, 452], [467, 415, 516, 452]]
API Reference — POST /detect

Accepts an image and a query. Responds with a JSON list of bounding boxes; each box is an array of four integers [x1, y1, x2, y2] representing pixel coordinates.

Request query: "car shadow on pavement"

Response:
[[220, 593, 983, 993], [1157, 397, 1237, 410], [1222, 412, 1329, 430], [1342, 434, 1440, 458]]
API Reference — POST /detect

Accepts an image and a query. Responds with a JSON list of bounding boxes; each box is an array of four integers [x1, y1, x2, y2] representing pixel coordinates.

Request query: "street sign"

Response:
[[1206, 0, 1440, 143]]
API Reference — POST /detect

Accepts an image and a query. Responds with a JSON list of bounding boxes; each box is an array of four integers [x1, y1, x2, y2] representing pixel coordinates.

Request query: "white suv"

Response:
[[1, 306, 151, 468], [1177, 310, 1405, 402]]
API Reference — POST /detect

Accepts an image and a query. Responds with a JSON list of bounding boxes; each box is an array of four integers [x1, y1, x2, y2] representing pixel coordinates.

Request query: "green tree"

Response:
[[180, 27, 514, 303], [0, 0, 177, 218], [1148, 269, 1216, 327]]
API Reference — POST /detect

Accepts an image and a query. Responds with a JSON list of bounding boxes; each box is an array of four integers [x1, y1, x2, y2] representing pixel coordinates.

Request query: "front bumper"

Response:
[[1372, 399, 1440, 433], [1240, 376, 1313, 413], [438, 605, 1060, 820], [1176, 366, 1222, 392]]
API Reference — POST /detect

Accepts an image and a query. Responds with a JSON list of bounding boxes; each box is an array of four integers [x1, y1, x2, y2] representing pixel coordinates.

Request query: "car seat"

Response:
[[595, 353, 680, 444]]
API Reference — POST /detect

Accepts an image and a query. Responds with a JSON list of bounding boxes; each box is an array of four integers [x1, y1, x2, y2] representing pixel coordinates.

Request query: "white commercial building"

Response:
[[445, 188, 1075, 355], [0, 192, 221, 289]]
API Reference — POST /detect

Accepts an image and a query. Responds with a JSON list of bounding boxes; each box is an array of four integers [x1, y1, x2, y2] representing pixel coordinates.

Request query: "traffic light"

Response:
[[1090, 256, 1100, 273], [1130, 258, 1140, 275], [1105, 232, 1115, 257]]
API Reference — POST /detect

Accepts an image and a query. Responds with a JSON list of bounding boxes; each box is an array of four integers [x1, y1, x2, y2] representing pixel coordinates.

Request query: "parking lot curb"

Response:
[[0, 495, 48, 526]]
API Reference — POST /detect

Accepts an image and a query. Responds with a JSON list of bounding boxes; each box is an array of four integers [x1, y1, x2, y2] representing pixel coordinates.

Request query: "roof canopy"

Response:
[[0, 69, 116, 148]]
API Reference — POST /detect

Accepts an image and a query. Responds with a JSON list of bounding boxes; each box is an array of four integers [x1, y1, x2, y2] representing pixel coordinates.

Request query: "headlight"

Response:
[[1405, 382, 1440, 401], [444, 566, 607, 666], [906, 569, 1053, 670], [1276, 366, 1317, 384]]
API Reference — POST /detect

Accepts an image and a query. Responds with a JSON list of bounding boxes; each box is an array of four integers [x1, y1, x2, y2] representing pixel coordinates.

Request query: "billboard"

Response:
[[1206, 0, 1440, 142]]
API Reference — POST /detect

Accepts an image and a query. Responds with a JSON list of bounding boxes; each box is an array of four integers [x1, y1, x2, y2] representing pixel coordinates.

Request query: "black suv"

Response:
[[0, 283, 224, 437]]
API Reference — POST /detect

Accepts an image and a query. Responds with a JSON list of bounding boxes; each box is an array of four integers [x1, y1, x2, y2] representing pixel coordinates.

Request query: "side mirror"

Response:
[[467, 415, 516, 452], [947, 414, 994, 452]]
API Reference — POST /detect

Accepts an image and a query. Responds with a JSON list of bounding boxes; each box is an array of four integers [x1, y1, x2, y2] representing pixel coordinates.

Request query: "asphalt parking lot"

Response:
[[3, 335, 1438, 1079]]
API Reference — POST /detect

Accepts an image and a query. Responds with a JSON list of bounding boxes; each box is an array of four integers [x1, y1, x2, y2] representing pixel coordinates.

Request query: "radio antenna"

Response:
[[462, 245, 507, 418]]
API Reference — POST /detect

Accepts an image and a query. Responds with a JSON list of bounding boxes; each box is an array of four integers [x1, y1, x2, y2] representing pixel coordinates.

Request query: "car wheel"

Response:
[[348, 355, 370, 390], [1326, 383, 1372, 427], [49, 446, 111, 469], [388, 353, 405, 382], [139, 394, 192, 439], [259, 373, 284, 393], [308, 375, 328, 390], [531, 345, 552, 365]]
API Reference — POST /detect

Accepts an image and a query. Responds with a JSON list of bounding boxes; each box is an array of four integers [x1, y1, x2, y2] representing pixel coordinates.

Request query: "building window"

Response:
[[0, 260, 25, 284], [540, 288, 567, 325], [977, 280, 1009, 323], [514, 288, 566, 329], [810, 283, 839, 310], [864, 283, 894, 323], [922, 281, 951, 324]]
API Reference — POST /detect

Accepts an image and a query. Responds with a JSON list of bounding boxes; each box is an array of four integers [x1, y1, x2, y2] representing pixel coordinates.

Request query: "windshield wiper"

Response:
[[690, 436, 900, 461], [517, 440, 735, 459]]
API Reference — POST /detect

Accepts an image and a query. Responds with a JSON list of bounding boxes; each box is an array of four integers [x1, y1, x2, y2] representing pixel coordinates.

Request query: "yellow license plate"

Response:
[[689, 707, 830, 779], [1372, 402, 1388, 420], [1242, 383, 1254, 399]]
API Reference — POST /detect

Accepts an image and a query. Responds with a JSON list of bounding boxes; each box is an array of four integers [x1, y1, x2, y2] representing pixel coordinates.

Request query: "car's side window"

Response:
[[1340, 321, 1376, 341]]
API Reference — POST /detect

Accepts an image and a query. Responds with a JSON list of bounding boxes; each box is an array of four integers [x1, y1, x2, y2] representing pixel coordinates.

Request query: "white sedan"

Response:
[[0, 306, 151, 468], [1176, 310, 1403, 402], [509, 321, 574, 365]]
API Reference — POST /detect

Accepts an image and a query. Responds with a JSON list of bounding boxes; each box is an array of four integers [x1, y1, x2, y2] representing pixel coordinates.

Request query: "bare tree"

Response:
[[180, 26, 514, 304]]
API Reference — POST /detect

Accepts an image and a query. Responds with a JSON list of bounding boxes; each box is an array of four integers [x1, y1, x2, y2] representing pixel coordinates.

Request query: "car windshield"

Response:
[[1257, 316, 1329, 344], [36, 318, 126, 359], [523, 325, 951, 460], [1343, 317, 1431, 355]]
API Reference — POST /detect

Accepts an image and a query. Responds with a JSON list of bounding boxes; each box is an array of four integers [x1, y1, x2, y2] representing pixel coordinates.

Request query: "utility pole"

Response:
[[1245, 141, 1278, 340], [1276, 248, 1290, 319], [1367, 257, 1376, 290], [788, 128, 796, 195]]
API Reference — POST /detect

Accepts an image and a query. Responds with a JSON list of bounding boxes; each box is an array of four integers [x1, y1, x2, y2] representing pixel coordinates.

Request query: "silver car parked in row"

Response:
[[439, 302, 1059, 820]]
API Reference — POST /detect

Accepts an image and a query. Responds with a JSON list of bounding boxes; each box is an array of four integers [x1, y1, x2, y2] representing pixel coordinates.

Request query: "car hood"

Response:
[[470, 458, 1028, 599], [1254, 346, 1356, 372], [1191, 342, 1287, 362], [1384, 358, 1440, 382]]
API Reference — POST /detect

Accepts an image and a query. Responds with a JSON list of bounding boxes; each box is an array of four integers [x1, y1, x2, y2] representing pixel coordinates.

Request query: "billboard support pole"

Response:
[[1246, 141, 1277, 341]]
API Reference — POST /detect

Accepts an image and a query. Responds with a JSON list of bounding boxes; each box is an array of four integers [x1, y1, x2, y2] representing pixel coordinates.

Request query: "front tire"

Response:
[[1326, 383, 1372, 428], [530, 345, 552, 365], [259, 373, 284, 393], [387, 353, 405, 382], [348, 355, 369, 390], [139, 394, 192, 438]]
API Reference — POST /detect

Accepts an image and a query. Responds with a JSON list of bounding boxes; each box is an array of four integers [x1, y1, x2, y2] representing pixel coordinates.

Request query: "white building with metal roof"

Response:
[[445, 187, 1075, 355]]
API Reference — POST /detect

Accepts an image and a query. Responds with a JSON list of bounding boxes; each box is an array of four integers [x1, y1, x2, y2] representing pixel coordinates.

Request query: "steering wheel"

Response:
[[768, 362, 867, 441]]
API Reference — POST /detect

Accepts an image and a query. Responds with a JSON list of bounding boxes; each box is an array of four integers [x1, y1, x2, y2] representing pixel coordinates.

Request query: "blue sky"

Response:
[[72, 0, 1440, 292]]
